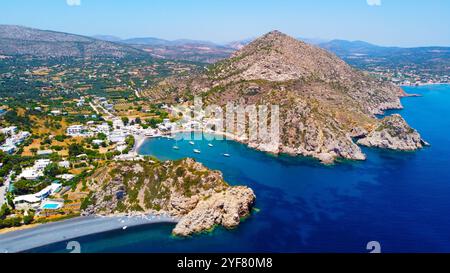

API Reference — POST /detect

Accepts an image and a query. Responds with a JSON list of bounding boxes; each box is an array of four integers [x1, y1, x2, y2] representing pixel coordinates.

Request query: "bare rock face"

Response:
[[357, 114, 428, 150], [83, 159, 256, 236], [172, 186, 256, 236]]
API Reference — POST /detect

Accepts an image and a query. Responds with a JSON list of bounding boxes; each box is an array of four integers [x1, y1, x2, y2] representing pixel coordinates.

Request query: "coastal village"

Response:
[[0, 29, 442, 233], [0, 93, 215, 232]]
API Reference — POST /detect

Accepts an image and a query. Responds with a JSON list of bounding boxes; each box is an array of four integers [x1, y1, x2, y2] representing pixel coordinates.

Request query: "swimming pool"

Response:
[[41, 202, 63, 210]]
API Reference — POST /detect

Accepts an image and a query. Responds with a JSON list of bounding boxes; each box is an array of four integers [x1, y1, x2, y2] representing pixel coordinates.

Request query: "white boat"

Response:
[[173, 146, 180, 150], [193, 149, 201, 154], [208, 144, 214, 147], [189, 141, 195, 145], [223, 153, 231, 157]]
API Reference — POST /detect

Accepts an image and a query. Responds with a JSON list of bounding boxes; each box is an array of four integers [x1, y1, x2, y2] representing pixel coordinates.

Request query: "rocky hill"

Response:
[[0, 25, 145, 58], [82, 158, 256, 236], [153, 31, 426, 163]]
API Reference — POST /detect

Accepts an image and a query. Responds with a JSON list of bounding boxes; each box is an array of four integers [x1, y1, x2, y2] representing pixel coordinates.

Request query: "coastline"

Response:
[[0, 214, 178, 253], [400, 82, 449, 87], [134, 129, 247, 154]]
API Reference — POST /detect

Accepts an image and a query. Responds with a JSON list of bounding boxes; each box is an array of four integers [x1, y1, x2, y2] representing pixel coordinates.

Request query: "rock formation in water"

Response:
[[146, 30, 425, 163], [82, 158, 255, 236], [172, 186, 255, 236]]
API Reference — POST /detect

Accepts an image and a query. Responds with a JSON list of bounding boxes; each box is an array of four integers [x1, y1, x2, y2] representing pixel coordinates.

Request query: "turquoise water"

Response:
[[42, 203, 60, 210], [32, 85, 450, 253]]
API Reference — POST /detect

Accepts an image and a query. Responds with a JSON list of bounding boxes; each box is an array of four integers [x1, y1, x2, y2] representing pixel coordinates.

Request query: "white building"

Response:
[[37, 150, 53, 156], [56, 174, 75, 181], [108, 130, 127, 143], [19, 168, 43, 180], [50, 110, 61, 116], [0, 144, 16, 154], [116, 144, 128, 153], [18, 159, 51, 180], [14, 183, 62, 209], [92, 139, 104, 145], [96, 123, 110, 134], [66, 125, 92, 137], [0, 126, 17, 136], [35, 159, 51, 171], [58, 161, 70, 168], [112, 118, 124, 129]]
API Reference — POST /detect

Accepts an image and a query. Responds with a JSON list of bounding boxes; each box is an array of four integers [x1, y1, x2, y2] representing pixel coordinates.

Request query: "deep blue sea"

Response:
[[33, 85, 450, 253]]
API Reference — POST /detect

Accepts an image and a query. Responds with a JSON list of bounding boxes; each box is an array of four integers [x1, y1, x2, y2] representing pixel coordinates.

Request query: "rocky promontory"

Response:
[[357, 114, 428, 150], [173, 186, 255, 236], [82, 158, 255, 236], [146, 31, 426, 163]]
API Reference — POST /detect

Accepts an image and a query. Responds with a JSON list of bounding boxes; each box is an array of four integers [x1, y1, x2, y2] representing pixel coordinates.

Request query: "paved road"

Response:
[[0, 215, 178, 253]]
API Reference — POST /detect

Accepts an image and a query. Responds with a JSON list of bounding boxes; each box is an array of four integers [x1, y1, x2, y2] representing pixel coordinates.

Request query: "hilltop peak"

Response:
[[224, 30, 349, 82], [246, 30, 303, 48], [263, 30, 287, 37]]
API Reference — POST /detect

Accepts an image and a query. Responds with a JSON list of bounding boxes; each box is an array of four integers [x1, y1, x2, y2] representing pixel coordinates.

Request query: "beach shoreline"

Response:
[[0, 214, 178, 253], [134, 129, 248, 153]]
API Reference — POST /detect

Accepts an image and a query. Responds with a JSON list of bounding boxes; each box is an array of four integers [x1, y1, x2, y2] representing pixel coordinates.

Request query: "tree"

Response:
[[44, 163, 64, 178], [121, 117, 129, 126], [30, 148, 38, 156], [54, 135, 66, 142], [68, 143, 84, 157], [0, 204, 11, 220], [23, 213, 34, 225], [6, 192, 15, 209], [147, 117, 163, 129], [97, 133, 107, 140]]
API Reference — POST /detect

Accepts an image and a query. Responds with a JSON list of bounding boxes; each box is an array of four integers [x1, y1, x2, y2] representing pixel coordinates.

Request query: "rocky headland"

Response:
[[82, 158, 256, 236], [147, 31, 427, 163], [357, 114, 429, 150]]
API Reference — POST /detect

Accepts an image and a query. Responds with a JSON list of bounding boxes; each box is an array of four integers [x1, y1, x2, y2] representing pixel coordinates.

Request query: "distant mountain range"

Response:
[[1, 25, 449, 72], [0, 25, 145, 59], [318, 39, 450, 75]]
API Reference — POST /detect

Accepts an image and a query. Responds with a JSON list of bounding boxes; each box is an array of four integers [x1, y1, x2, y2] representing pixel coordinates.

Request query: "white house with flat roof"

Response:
[[14, 183, 62, 209], [37, 150, 53, 156], [56, 174, 75, 181], [96, 123, 110, 134], [35, 159, 51, 171], [58, 160, 70, 169], [108, 129, 127, 143], [18, 159, 51, 180], [0, 126, 17, 136], [0, 144, 16, 154], [112, 118, 124, 129], [18, 168, 43, 180], [66, 125, 85, 136]]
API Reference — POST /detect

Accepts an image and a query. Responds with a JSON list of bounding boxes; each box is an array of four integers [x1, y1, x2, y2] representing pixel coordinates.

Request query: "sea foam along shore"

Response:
[[0, 214, 178, 253]]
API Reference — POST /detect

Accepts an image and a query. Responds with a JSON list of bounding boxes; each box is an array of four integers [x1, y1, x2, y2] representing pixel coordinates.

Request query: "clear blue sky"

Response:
[[1, 0, 449, 47]]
